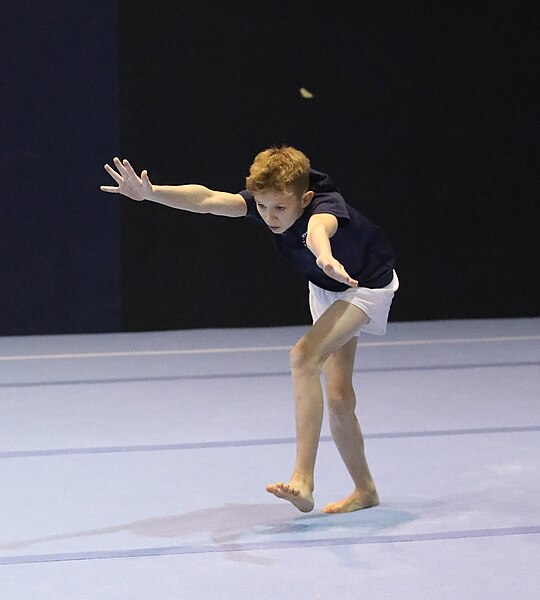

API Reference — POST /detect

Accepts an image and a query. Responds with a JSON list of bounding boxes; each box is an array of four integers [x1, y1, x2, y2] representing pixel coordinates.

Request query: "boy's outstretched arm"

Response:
[[306, 214, 359, 287], [100, 157, 247, 217]]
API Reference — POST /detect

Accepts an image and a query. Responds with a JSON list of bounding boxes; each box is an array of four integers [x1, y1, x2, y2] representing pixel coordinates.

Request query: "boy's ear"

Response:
[[302, 190, 314, 207]]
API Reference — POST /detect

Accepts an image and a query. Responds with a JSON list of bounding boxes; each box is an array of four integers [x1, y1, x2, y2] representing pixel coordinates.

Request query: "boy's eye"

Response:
[[257, 204, 266, 210], [276, 206, 286, 211]]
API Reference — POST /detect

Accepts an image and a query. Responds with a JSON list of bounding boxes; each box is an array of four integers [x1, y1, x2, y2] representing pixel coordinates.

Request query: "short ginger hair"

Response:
[[246, 146, 310, 197]]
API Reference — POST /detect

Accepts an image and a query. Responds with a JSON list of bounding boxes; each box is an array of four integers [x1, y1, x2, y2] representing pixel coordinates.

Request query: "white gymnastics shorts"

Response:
[[308, 270, 399, 336]]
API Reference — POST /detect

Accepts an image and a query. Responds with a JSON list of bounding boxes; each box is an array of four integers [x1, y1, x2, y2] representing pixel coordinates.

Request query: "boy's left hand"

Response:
[[316, 256, 358, 287]]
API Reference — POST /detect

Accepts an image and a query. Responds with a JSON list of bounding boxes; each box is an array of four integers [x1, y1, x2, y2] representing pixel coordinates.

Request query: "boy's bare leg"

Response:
[[266, 301, 370, 512], [321, 337, 379, 513]]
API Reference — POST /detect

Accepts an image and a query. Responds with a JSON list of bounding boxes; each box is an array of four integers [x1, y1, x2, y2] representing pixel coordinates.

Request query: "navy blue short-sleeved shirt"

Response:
[[239, 169, 395, 291]]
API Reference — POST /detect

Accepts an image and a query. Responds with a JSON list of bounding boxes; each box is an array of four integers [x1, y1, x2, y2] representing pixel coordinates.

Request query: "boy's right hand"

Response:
[[100, 157, 152, 201]]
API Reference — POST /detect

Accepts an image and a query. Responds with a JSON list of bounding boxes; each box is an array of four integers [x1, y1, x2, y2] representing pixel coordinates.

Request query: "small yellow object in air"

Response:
[[299, 87, 314, 99]]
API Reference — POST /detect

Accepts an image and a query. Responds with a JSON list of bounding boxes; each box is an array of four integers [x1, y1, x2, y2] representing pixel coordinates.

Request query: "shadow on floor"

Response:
[[0, 502, 418, 552]]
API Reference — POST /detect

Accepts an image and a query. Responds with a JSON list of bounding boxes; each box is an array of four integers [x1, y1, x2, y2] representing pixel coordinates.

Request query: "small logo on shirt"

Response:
[[302, 232, 308, 248]]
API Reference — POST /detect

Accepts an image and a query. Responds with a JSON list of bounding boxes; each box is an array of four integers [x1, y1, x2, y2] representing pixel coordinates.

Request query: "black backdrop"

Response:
[[1, 2, 120, 335], [119, 2, 538, 331], [1, 2, 538, 335]]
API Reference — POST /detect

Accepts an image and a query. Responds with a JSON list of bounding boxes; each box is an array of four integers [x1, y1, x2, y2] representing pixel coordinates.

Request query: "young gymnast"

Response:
[[101, 146, 398, 514]]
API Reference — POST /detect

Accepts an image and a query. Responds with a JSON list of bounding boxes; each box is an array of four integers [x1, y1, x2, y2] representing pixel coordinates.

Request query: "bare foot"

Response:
[[322, 488, 379, 514], [266, 481, 315, 513]]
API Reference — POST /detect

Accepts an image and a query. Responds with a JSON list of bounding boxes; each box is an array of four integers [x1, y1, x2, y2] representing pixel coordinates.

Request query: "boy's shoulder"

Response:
[[308, 170, 350, 224], [309, 169, 340, 194]]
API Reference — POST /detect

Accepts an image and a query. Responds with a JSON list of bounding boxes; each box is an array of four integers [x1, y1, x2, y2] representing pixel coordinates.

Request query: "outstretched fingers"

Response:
[[104, 163, 122, 184], [324, 262, 358, 287], [121, 158, 139, 179], [100, 158, 150, 201], [113, 156, 129, 177]]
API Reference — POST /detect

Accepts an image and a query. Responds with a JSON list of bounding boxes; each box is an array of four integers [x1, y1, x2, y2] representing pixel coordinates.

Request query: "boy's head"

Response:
[[246, 146, 311, 197], [246, 146, 314, 234]]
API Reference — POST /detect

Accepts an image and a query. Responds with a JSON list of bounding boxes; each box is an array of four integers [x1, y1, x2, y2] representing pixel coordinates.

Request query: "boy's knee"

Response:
[[290, 338, 320, 372]]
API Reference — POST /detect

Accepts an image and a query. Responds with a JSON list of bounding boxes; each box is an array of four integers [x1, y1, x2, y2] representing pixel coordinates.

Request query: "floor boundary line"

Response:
[[1, 525, 538, 566], [1, 335, 539, 362], [1, 426, 538, 460], [1, 360, 537, 389]]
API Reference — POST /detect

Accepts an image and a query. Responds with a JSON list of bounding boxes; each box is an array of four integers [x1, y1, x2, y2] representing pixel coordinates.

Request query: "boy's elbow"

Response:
[[201, 189, 221, 214], [305, 230, 316, 250]]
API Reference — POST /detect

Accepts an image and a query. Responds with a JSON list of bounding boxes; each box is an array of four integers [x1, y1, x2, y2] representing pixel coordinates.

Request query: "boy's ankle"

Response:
[[354, 483, 378, 497], [290, 472, 315, 491]]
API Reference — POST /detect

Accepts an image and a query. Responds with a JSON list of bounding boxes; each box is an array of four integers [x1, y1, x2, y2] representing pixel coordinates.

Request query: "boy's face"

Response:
[[254, 188, 314, 234]]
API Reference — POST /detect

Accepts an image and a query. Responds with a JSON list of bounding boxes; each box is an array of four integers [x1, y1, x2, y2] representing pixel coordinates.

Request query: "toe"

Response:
[[266, 483, 284, 495]]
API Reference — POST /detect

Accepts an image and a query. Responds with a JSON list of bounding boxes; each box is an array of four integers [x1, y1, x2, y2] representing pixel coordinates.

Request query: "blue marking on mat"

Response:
[[1, 361, 538, 389], [1, 526, 538, 566], [1, 426, 538, 460]]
